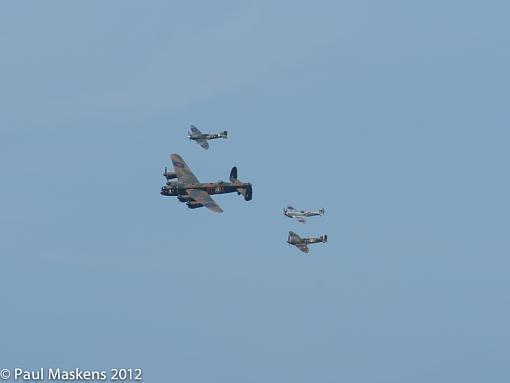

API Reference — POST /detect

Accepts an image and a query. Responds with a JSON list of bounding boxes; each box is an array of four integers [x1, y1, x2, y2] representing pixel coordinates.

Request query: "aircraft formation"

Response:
[[161, 125, 328, 254], [283, 205, 327, 253]]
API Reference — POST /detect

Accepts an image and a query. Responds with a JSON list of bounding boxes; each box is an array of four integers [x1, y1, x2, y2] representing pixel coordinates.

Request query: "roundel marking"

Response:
[[173, 161, 185, 168]]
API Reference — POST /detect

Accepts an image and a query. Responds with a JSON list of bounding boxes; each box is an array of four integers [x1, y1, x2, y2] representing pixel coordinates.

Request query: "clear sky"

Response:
[[1, 1, 509, 382]]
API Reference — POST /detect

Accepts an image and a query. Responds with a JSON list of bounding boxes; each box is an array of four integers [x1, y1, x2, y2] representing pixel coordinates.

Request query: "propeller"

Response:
[[164, 166, 172, 179]]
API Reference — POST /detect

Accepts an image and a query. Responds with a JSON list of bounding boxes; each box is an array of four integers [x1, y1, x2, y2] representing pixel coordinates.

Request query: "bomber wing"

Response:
[[171, 153, 200, 185], [186, 189, 223, 213], [170, 154, 223, 213]]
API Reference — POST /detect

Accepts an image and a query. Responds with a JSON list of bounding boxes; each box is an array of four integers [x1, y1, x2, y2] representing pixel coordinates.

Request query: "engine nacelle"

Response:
[[177, 195, 193, 202], [164, 181, 185, 194], [186, 201, 203, 209], [163, 167, 177, 180]]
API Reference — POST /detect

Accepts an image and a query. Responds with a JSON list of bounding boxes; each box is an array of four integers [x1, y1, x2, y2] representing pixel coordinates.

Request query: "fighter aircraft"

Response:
[[283, 206, 325, 223], [287, 231, 328, 253], [188, 125, 227, 149], [160, 153, 252, 213]]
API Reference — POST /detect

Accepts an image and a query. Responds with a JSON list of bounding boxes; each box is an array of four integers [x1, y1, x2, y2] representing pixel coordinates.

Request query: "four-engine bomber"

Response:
[[160, 154, 252, 213]]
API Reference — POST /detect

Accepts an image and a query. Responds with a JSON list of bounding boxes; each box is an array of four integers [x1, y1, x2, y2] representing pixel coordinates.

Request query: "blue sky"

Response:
[[1, 1, 509, 382]]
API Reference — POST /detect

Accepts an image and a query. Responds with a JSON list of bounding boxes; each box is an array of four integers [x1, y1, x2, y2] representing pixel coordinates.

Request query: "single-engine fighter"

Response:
[[160, 153, 252, 213], [287, 231, 328, 253], [188, 125, 227, 149], [283, 206, 325, 223]]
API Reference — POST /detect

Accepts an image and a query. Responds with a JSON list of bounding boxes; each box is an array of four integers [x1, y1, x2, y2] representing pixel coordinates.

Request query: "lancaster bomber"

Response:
[[283, 205, 325, 223], [161, 153, 252, 213], [188, 125, 227, 149], [287, 231, 328, 253]]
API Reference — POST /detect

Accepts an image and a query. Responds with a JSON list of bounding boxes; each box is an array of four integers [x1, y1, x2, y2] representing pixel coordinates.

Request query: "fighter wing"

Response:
[[295, 217, 306, 223], [295, 243, 310, 253], [197, 139, 209, 149], [190, 125, 202, 135], [186, 189, 223, 213], [170, 153, 199, 185], [289, 231, 302, 242]]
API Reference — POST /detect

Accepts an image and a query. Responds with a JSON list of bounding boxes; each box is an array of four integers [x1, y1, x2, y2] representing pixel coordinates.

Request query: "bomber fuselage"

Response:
[[161, 181, 252, 199]]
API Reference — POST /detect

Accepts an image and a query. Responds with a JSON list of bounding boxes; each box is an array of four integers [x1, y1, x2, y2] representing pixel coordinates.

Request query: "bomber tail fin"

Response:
[[243, 184, 253, 201], [229, 166, 238, 182], [229, 166, 252, 201]]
